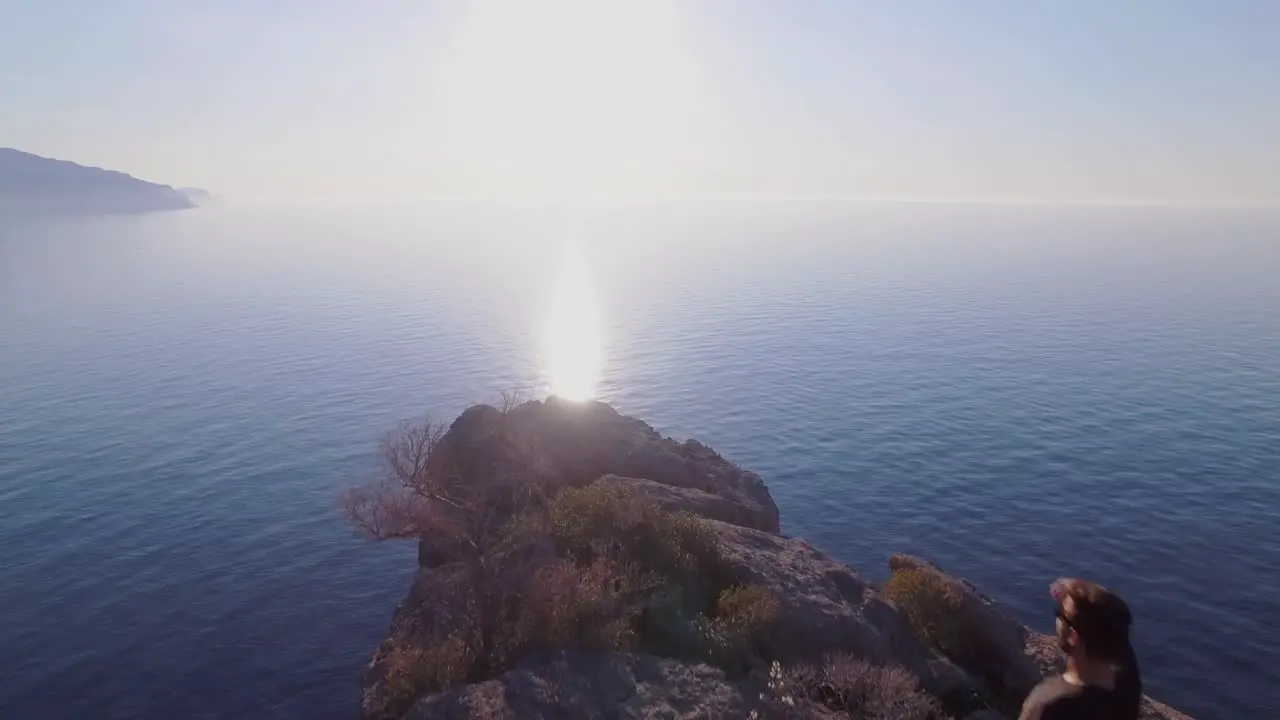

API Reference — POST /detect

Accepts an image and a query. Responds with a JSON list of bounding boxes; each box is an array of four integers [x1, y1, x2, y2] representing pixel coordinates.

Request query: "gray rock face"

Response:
[[404, 651, 758, 719], [887, 555, 1192, 720]]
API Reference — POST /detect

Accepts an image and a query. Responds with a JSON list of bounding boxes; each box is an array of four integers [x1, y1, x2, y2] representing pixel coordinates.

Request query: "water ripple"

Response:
[[1, 204, 1278, 718]]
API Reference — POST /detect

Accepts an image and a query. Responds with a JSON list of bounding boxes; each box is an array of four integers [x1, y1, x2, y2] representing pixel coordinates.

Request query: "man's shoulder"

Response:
[[1026, 676, 1081, 704], [1021, 677, 1111, 720]]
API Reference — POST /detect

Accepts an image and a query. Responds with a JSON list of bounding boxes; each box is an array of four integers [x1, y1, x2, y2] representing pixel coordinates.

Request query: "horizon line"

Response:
[[221, 192, 1280, 210]]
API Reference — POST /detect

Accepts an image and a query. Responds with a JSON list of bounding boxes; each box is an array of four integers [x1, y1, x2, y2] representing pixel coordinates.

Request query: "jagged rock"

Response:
[[887, 555, 1192, 720], [402, 650, 759, 719], [711, 522, 974, 702]]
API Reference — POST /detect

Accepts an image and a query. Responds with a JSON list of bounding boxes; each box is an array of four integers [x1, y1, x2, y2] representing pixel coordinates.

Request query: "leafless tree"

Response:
[[340, 409, 553, 552], [340, 417, 461, 540], [348, 404, 571, 714]]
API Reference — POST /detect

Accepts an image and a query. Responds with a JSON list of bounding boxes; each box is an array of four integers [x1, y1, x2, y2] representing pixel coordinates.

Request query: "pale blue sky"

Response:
[[2, 0, 1277, 203]]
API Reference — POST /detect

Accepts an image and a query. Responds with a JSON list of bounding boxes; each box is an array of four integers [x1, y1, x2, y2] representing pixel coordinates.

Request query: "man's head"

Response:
[[1050, 577, 1133, 662]]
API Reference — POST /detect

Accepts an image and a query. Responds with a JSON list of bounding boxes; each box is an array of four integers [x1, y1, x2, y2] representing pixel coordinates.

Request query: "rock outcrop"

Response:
[[360, 399, 1193, 720], [426, 398, 779, 533]]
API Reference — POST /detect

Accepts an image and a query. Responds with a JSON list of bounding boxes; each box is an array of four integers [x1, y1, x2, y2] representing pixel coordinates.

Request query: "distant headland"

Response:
[[0, 148, 204, 216]]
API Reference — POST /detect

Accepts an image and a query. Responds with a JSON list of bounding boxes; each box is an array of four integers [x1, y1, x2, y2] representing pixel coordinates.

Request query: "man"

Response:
[[1019, 578, 1142, 720]]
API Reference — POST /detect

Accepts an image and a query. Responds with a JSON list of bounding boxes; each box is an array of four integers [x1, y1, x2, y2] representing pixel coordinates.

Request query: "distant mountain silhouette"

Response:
[[0, 148, 196, 215]]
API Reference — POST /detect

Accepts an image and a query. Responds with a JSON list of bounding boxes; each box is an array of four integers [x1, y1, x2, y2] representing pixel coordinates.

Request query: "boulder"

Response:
[[403, 651, 759, 719]]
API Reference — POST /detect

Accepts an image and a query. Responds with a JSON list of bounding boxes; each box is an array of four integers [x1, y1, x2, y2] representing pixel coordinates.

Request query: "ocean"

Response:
[[1, 201, 1276, 718]]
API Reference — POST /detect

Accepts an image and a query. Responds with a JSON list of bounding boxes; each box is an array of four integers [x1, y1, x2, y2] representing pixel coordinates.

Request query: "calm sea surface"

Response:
[[1, 202, 1276, 719]]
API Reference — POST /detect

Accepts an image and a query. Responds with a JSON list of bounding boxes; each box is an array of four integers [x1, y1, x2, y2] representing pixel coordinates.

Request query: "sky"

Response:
[[2, 0, 1278, 204]]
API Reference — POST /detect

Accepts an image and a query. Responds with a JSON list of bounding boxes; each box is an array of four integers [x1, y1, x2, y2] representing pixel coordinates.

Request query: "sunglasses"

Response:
[[1055, 606, 1076, 629]]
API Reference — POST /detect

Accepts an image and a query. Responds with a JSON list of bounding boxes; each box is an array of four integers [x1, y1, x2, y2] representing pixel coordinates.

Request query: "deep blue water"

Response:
[[1, 202, 1277, 719]]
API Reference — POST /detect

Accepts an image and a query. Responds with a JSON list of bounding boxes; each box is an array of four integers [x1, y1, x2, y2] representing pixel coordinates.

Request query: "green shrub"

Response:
[[717, 584, 781, 635], [547, 484, 723, 589], [370, 635, 471, 720], [695, 584, 780, 670], [882, 568, 971, 661]]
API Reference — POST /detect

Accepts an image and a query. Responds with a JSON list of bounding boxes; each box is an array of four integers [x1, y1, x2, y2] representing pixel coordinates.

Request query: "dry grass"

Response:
[[521, 557, 648, 651], [373, 635, 470, 719], [760, 655, 947, 720]]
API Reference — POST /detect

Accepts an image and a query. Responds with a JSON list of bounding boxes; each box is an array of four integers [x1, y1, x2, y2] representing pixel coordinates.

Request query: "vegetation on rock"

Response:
[[349, 401, 1191, 720], [350, 419, 781, 720], [883, 568, 972, 661], [756, 654, 947, 720]]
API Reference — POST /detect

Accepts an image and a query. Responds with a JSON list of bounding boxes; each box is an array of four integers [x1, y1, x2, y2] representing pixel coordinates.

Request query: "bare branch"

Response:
[[382, 417, 447, 491], [498, 388, 527, 415], [339, 480, 427, 541]]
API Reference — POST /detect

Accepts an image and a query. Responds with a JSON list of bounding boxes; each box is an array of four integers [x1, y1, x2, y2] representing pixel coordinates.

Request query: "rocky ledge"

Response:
[[354, 398, 1191, 719]]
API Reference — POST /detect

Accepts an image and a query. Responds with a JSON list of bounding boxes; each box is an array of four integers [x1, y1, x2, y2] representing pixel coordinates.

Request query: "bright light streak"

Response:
[[546, 239, 602, 400]]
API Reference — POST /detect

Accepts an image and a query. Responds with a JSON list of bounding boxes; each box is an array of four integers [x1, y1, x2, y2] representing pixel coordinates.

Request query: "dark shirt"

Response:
[[1020, 676, 1120, 720]]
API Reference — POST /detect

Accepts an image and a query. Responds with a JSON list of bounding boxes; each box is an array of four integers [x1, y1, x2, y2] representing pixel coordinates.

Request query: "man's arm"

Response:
[[1019, 678, 1066, 720]]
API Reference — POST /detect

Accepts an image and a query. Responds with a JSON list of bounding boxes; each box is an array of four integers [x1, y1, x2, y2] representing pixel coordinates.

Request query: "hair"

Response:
[[1058, 580, 1132, 662], [1056, 578, 1143, 718]]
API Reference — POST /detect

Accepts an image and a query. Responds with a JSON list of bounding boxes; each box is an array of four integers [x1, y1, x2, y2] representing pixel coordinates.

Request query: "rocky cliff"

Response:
[[356, 398, 1191, 720]]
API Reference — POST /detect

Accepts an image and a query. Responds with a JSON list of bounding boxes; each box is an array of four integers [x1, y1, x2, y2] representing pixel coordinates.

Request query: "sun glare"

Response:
[[546, 240, 602, 401]]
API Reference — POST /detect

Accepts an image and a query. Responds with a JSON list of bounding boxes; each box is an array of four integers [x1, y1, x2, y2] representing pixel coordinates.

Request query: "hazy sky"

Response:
[[3, 0, 1277, 203]]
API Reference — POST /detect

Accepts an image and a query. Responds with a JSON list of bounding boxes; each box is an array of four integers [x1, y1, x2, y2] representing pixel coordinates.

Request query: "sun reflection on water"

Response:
[[546, 241, 602, 401]]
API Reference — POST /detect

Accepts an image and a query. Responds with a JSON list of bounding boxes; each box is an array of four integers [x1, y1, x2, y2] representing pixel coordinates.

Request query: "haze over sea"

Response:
[[1, 201, 1276, 719]]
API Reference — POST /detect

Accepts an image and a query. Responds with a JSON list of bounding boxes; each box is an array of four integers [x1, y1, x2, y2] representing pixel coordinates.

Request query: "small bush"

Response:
[[547, 484, 723, 589], [521, 557, 652, 651], [717, 584, 781, 635], [882, 568, 972, 661], [696, 584, 781, 668], [764, 655, 946, 720], [372, 635, 471, 719]]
